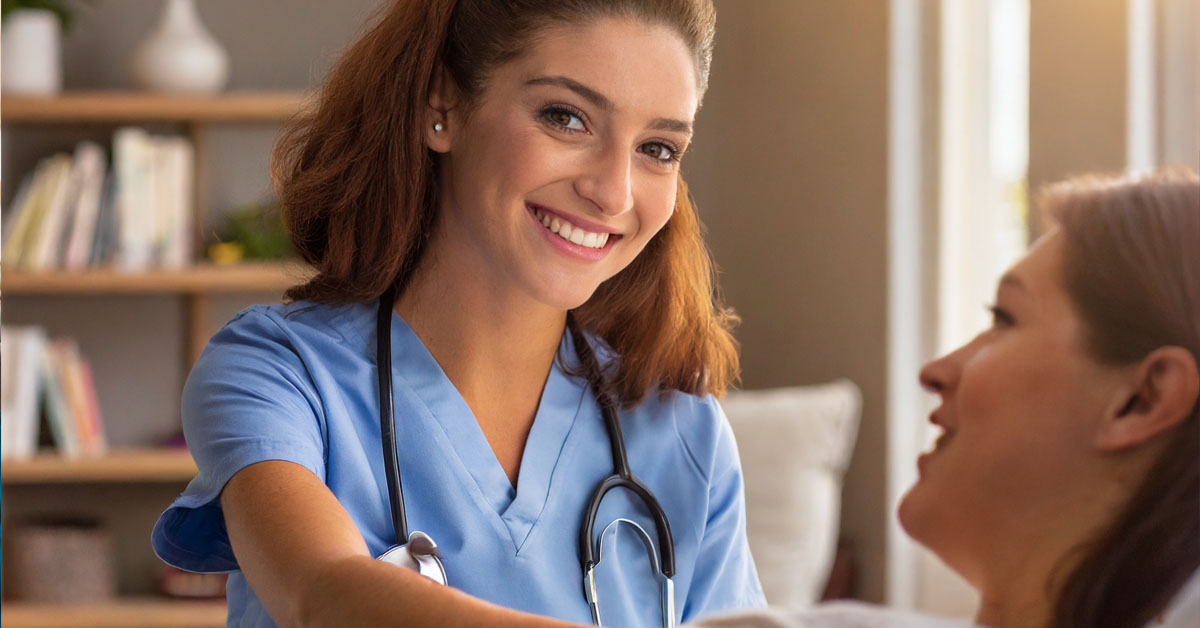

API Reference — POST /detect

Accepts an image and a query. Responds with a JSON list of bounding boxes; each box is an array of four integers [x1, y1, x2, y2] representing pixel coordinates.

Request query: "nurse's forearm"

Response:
[[298, 555, 586, 628]]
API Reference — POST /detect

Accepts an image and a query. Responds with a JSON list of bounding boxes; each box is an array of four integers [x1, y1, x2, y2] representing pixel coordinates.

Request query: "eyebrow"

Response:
[[525, 75, 694, 136], [999, 273, 1026, 290]]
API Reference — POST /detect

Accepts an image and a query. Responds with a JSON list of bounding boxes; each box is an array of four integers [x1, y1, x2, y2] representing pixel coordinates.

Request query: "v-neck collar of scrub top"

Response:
[[384, 311, 589, 552]]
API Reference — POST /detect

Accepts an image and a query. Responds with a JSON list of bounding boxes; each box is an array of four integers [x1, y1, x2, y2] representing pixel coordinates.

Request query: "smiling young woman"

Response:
[[150, 2, 764, 628], [274, 0, 737, 407]]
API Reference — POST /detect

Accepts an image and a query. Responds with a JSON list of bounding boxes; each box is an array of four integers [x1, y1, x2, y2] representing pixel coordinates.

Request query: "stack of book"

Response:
[[1, 128, 194, 273], [0, 326, 107, 459]]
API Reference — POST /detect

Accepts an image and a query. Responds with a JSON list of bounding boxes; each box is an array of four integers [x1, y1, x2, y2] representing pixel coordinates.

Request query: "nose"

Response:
[[919, 349, 959, 395], [574, 143, 634, 217]]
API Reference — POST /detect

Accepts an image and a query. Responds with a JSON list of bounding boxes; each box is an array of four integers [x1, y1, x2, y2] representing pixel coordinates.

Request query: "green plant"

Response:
[[1, 0, 82, 30], [216, 202, 293, 261]]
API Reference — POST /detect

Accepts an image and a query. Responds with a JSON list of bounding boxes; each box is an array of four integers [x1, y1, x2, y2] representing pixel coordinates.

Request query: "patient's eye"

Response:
[[986, 304, 1014, 328]]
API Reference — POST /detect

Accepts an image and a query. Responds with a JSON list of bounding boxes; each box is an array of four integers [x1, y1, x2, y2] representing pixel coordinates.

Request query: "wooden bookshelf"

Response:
[[0, 597, 226, 628], [1, 261, 311, 295], [1, 91, 307, 123], [1, 449, 198, 484]]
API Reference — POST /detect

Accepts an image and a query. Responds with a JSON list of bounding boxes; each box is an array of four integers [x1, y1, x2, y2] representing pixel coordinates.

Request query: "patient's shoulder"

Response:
[[686, 602, 976, 628]]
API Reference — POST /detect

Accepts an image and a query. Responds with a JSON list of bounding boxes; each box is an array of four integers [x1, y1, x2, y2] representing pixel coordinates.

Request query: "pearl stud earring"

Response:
[[433, 122, 444, 133]]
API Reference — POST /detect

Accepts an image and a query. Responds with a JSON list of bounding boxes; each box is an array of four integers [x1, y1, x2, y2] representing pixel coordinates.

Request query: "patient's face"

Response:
[[897, 232, 1125, 586]]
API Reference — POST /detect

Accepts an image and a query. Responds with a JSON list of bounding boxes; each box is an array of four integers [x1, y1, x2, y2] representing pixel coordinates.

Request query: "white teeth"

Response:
[[530, 206, 611, 249]]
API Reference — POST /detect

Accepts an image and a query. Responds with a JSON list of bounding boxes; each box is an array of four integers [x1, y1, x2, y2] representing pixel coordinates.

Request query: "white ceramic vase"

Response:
[[1, 9, 63, 95], [130, 0, 229, 93]]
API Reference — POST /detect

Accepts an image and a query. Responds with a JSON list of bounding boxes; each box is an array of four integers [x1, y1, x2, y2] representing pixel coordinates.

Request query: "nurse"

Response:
[[151, 0, 765, 626]]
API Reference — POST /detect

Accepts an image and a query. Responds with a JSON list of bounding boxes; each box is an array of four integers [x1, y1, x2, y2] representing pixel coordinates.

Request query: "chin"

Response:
[[523, 270, 608, 311], [528, 283, 601, 312], [896, 486, 921, 538], [896, 480, 940, 547], [897, 482, 982, 589]]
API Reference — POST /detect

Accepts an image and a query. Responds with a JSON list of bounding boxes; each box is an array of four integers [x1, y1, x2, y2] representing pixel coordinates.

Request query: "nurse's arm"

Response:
[[221, 460, 583, 628]]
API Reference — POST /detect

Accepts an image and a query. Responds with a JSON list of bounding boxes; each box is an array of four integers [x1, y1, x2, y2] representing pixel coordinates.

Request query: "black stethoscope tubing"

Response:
[[375, 286, 675, 579], [568, 321, 675, 579], [377, 284, 409, 543]]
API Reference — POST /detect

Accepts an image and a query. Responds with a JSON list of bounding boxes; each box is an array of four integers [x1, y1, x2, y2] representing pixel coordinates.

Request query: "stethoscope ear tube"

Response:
[[377, 284, 409, 544], [577, 474, 676, 579], [569, 317, 676, 580]]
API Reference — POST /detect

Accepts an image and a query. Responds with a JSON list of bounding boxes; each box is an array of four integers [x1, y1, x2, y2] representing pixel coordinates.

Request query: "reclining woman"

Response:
[[691, 167, 1200, 628]]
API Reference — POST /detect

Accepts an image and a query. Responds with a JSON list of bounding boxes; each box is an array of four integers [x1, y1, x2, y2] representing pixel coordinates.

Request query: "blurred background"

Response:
[[1, 0, 1197, 625]]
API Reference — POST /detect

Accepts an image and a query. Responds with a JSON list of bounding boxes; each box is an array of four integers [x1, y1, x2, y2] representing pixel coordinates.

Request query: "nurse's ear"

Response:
[[1095, 346, 1199, 452], [425, 67, 457, 154]]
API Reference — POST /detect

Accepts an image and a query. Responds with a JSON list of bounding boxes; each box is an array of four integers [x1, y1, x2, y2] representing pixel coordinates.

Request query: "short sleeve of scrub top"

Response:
[[152, 302, 765, 627]]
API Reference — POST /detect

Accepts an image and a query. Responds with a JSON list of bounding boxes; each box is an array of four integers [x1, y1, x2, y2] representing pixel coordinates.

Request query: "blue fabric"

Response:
[[152, 301, 765, 627]]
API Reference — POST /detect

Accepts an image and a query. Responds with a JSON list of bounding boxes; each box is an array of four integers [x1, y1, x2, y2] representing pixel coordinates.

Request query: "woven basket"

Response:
[[7, 518, 117, 603]]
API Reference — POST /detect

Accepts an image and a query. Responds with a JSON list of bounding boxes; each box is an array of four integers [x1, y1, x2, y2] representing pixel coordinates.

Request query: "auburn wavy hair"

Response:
[[271, 0, 738, 406], [1042, 168, 1200, 628]]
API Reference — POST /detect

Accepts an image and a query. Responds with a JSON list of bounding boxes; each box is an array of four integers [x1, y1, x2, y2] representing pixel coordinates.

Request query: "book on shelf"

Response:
[[64, 142, 109, 270], [1, 128, 195, 274], [0, 326, 107, 460]]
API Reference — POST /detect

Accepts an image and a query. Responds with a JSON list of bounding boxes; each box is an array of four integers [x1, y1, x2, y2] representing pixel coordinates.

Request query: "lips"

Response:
[[917, 413, 955, 475], [526, 203, 623, 250]]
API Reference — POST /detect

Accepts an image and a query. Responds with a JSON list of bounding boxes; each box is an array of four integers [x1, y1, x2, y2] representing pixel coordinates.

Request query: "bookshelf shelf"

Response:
[[1, 449, 199, 484], [1, 261, 311, 295], [1, 91, 307, 123], [0, 597, 226, 628]]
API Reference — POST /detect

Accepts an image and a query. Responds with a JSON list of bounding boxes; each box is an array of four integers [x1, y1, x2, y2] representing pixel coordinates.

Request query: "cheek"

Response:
[[901, 343, 1101, 552], [456, 122, 560, 201], [633, 179, 677, 238]]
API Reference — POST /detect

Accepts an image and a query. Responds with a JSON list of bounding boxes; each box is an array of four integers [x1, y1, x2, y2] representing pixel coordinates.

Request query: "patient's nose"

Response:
[[919, 354, 953, 394]]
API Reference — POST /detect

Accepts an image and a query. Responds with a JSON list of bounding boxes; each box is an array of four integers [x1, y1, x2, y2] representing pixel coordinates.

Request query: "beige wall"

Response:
[[689, 0, 891, 602], [1029, 0, 1128, 235]]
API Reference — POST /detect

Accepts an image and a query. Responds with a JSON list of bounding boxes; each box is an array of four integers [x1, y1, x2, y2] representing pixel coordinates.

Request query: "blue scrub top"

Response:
[[152, 301, 765, 627]]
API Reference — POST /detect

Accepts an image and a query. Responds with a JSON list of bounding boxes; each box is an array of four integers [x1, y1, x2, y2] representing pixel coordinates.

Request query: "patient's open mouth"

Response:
[[917, 429, 953, 475]]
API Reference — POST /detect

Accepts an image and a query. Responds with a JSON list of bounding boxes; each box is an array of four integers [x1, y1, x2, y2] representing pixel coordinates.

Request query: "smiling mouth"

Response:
[[528, 205, 620, 250]]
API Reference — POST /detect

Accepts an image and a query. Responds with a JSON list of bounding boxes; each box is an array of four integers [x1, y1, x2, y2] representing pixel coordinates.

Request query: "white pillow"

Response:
[[722, 380, 862, 608]]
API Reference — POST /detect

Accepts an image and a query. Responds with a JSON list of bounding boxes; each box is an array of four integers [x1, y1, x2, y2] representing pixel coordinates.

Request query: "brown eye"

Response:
[[640, 142, 677, 162], [541, 106, 586, 132]]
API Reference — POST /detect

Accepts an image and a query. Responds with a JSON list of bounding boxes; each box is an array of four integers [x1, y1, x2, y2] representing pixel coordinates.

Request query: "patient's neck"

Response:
[[972, 479, 1133, 628], [975, 593, 1053, 628]]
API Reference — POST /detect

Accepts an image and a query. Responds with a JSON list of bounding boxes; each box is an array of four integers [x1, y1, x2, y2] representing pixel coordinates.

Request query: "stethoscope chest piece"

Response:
[[377, 530, 448, 584]]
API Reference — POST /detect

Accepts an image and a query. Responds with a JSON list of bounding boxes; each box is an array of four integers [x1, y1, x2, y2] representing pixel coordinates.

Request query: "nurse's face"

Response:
[[427, 17, 698, 310], [897, 232, 1128, 586]]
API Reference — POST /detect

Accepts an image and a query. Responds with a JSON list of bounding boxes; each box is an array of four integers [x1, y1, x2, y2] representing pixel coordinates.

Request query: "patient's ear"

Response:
[[1096, 346, 1200, 452]]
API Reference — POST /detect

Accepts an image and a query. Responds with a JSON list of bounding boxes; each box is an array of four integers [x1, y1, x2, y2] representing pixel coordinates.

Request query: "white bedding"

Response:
[[686, 568, 1199, 628]]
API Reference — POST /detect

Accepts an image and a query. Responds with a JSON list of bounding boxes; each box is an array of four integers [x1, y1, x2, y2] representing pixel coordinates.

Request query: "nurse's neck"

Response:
[[394, 244, 566, 487]]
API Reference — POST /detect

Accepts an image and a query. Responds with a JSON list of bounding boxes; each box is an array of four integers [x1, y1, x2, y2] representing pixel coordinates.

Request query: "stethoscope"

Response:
[[373, 286, 677, 627]]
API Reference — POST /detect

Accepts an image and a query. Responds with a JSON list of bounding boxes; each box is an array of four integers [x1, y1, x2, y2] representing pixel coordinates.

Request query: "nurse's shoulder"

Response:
[[635, 387, 742, 485], [199, 301, 374, 360]]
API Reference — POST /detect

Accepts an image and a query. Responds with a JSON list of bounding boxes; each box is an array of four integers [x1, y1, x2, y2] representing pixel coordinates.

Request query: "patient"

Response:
[[691, 167, 1200, 628]]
